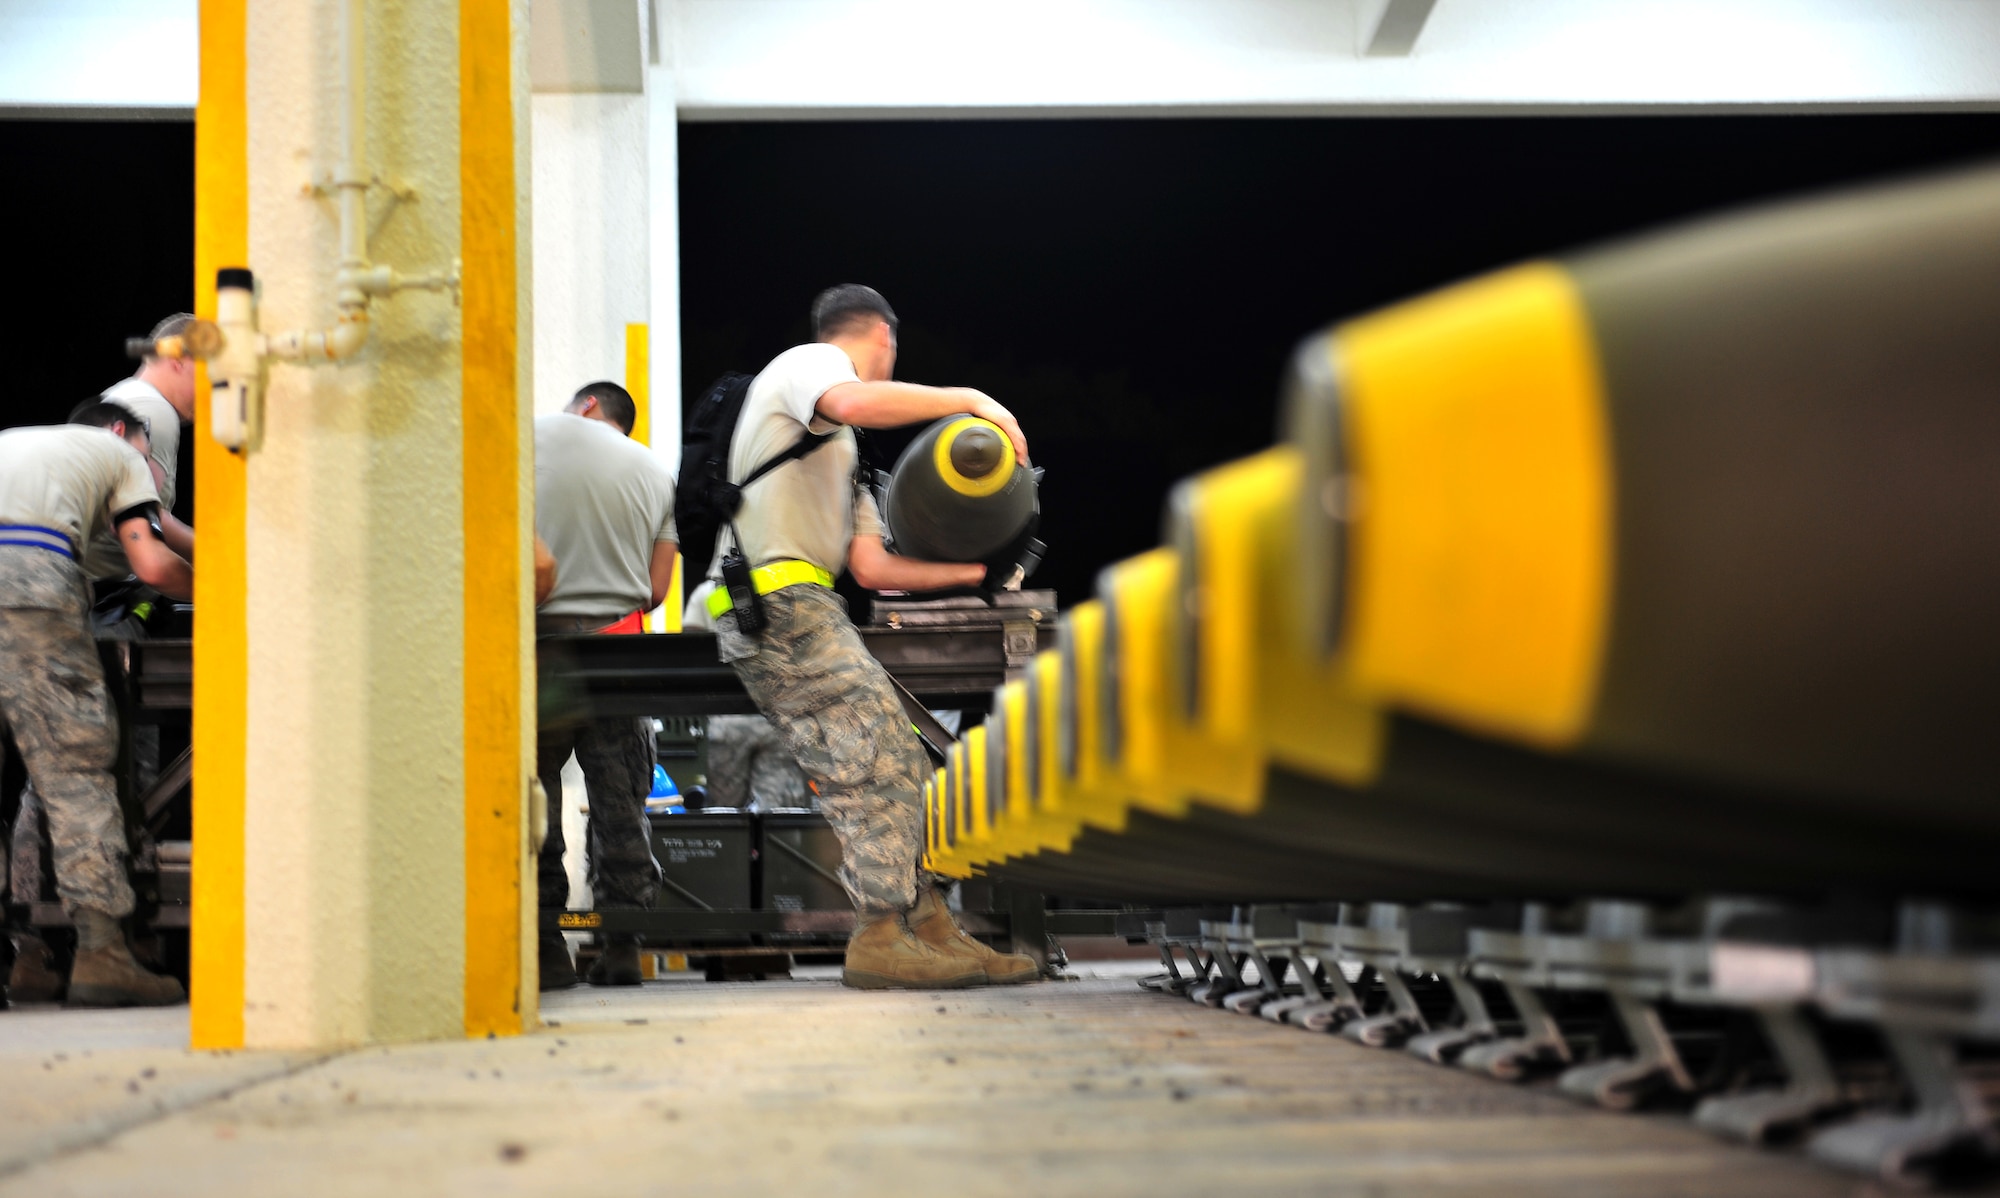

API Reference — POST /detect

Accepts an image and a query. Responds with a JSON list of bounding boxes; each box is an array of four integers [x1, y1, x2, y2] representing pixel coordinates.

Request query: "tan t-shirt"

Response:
[[534, 413, 679, 620], [83, 378, 184, 579], [100, 378, 181, 509], [0, 425, 160, 611], [715, 342, 884, 578]]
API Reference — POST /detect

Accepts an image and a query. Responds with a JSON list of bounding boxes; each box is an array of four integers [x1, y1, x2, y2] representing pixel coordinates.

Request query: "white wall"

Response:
[[530, 92, 650, 416]]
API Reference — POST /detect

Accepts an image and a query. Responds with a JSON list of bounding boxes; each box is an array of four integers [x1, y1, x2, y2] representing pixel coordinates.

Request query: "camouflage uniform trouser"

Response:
[[9, 781, 50, 906], [7, 609, 154, 909], [535, 714, 662, 914], [717, 584, 927, 916], [0, 605, 135, 918], [705, 714, 810, 811]]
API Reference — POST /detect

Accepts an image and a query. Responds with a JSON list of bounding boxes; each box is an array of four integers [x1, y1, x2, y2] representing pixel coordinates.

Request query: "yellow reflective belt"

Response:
[[705, 559, 835, 620]]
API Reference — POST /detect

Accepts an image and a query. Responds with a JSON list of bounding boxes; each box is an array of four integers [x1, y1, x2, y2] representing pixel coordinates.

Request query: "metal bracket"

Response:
[[1809, 1027, 2000, 1185], [1293, 960, 1372, 1033], [1557, 992, 1697, 1111], [1459, 979, 1573, 1082], [306, 172, 418, 203], [1407, 974, 1502, 1065], [1344, 965, 1428, 1048], [1695, 1006, 1849, 1143]]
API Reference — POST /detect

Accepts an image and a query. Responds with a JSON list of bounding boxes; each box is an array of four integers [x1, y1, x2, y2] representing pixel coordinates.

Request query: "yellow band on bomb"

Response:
[[1336, 262, 1612, 748], [933, 417, 1017, 498]]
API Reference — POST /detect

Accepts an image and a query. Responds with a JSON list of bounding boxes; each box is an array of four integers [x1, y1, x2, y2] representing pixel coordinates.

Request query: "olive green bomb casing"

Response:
[[1282, 159, 2000, 816], [884, 416, 1039, 562]]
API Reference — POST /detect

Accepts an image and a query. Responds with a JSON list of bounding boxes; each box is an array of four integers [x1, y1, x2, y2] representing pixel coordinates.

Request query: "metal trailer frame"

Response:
[[85, 594, 1125, 968]]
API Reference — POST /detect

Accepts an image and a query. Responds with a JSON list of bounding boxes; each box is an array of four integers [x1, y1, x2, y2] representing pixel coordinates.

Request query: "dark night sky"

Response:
[[7, 114, 2000, 598]]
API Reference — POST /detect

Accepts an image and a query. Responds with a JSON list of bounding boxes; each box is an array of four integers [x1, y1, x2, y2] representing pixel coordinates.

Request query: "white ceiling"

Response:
[[5, 0, 1999, 118]]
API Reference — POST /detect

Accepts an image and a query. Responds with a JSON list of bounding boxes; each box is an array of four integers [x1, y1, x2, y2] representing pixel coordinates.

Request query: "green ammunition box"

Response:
[[649, 811, 753, 911], [758, 811, 853, 913]]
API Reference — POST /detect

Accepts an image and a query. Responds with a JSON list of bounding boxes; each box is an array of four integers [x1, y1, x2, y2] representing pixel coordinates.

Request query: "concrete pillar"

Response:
[[191, 0, 536, 1049]]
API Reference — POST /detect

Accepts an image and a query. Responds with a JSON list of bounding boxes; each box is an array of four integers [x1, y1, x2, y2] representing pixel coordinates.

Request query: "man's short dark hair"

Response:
[[70, 399, 149, 440], [142, 313, 196, 364], [811, 285, 898, 342], [571, 381, 638, 435]]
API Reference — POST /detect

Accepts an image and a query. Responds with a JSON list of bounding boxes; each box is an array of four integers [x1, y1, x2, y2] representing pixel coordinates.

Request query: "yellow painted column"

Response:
[[461, 0, 534, 1039], [205, 0, 535, 1049], [190, 0, 250, 1051]]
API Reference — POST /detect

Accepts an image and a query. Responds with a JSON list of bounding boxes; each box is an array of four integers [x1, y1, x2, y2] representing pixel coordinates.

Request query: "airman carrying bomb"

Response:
[[883, 415, 1040, 565]]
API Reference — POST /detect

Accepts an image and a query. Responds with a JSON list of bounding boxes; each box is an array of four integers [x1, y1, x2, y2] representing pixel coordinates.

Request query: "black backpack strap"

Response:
[[740, 428, 838, 489], [709, 427, 840, 527]]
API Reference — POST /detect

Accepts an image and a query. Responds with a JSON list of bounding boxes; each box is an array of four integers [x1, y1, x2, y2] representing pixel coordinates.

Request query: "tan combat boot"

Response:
[[908, 887, 1043, 985], [66, 910, 184, 1008], [842, 913, 985, 990]]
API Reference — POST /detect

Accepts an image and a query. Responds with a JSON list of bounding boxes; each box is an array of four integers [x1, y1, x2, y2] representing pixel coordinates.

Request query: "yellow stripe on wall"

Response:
[[461, 0, 525, 1038], [190, 0, 249, 1052], [1335, 262, 1613, 748], [626, 323, 649, 447], [626, 322, 682, 631]]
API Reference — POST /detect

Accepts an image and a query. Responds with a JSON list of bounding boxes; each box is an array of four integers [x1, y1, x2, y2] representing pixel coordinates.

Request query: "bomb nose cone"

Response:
[[884, 415, 1040, 563], [950, 425, 1006, 478]]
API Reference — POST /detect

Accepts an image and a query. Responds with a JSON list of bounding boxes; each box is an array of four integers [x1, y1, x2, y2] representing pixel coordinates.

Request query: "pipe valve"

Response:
[[209, 268, 264, 453], [124, 319, 225, 363]]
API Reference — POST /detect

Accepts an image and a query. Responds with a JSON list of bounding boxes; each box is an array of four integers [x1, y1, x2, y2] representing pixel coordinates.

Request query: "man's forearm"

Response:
[[819, 381, 1029, 465], [849, 537, 983, 592], [161, 512, 194, 562], [534, 535, 558, 606], [862, 556, 984, 592], [818, 381, 982, 430], [118, 519, 193, 600], [152, 556, 193, 601]]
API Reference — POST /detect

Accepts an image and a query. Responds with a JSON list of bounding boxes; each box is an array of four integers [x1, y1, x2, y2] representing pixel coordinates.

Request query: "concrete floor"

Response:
[[0, 963, 1901, 1197]]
